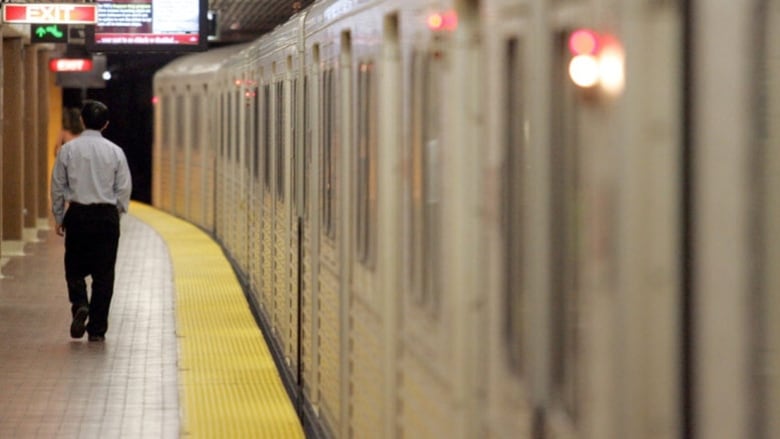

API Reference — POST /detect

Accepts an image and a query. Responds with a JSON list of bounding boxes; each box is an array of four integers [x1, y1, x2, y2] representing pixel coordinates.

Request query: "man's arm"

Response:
[[114, 149, 132, 214], [51, 150, 68, 235]]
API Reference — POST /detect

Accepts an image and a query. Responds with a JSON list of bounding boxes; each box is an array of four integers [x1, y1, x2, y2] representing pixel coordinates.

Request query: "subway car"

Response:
[[153, 0, 779, 438]]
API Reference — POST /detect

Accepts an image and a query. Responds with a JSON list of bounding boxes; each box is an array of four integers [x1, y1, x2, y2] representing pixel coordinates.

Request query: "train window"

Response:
[[161, 96, 172, 209], [192, 95, 201, 156], [263, 84, 272, 191], [162, 96, 171, 152], [550, 31, 581, 418], [234, 89, 241, 163], [276, 81, 285, 200], [292, 77, 299, 215], [253, 88, 260, 181], [175, 95, 185, 152], [219, 93, 225, 160], [322, 67, 337, 239], [502, 38, 526, 375], [245, 86, 254, 176], [408, 50, 443, 317], [303, 75, 310, 219], [356, 62, 377, 268], [227, 91, 233, 161]]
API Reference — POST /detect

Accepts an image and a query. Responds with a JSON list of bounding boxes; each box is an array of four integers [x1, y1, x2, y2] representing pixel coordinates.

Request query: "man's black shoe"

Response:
[[70, 307, 89, 339], [88, 334, 105, 342]]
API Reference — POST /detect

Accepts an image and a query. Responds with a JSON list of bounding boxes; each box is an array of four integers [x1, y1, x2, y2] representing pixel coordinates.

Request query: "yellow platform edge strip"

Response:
[[128, 202, 305, 439]]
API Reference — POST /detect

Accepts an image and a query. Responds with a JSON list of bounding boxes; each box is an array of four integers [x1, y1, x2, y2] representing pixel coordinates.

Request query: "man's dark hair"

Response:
[[81, 100, 109, 130]]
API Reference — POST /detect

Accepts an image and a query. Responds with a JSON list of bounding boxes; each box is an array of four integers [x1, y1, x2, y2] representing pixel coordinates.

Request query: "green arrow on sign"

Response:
[[33, 25, 65, 40], [46, 25, 64, 38]]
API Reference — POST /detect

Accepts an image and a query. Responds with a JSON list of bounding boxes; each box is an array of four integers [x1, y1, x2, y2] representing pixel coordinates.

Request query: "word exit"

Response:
[[2, 4, 97, 24]]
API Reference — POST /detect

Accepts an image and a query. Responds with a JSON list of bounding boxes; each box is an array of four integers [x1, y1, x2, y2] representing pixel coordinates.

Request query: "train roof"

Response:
[[154, 43, 252, 80]]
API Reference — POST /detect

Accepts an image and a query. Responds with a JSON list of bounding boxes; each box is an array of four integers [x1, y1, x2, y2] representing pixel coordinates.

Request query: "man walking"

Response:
[[51, 100, 132, 342]]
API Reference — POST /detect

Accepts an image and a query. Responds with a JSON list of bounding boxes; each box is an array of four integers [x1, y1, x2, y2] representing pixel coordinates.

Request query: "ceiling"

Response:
[[209, 0, 314, 43]]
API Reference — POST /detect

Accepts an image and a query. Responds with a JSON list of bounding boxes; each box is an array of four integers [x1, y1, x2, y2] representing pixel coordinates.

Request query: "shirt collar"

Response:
[[81, 129, 103, 137]]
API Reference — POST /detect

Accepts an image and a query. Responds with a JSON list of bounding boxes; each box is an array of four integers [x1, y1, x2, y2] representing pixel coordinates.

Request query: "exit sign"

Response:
[[2, 4, 97, 24], [49, 58, 93, 73], [31, 24, 69, 43]]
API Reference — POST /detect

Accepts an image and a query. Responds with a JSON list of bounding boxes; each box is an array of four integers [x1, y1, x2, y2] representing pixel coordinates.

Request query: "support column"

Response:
[[37, 48, 51, 230], [3, 37, 25, 256], [23, 43, 39, 243]]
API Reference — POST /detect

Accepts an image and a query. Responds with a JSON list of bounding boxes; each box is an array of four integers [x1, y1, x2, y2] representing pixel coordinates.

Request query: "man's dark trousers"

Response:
[[63, 203, 120, 337]]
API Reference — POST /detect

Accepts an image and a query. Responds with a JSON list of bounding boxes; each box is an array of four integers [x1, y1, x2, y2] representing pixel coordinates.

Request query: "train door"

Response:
[[249, 67, 263, 311], [272, 64, 287, 344], [337, 30, 354, 439], [300, 40, 321, 413], [169, 93, 185, 215], [233, 75, 247, 272], [261, 76, 275, 321], [205, 83, 216, 231], [347, 25, 383, 438], [544, 28, 587, 439], [158, 91, 173, 211], [215, 82, 228, 242], [398, 11, 453, 438], [315, 38, 345, 435], [239, 69, 254, 279], [174, 93, 187, 217], [189, 89, 204, 227], [287, 52, 302, 381], [273, 53, 300, 374], [481, 1, 533, 436], [540, 4, 682, 437]]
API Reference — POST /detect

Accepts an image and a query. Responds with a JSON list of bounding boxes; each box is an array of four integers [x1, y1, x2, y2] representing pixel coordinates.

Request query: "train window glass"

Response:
[[322, 67, 337, 239], [550, 31, 581, 418], [424, 50, 443, 317], [264, 84, 272, 191], [234, 89, 241, 163], [253, 88, 260, 181], [292, 76, 299, 214], [192, 95, 201, 155], [162, 95, 172, 209], [227, 91, 233, 161], [303, 75, 310, 219], [219, 93, 225, 159], [175, 95, 185, 151], [245, 86, 254, 176], [356, 62, 377, 268], [408, 50, 443, 317], [162, 96, 171, 152], [502, 38, 525, 375], [276, 81, 285, 200]]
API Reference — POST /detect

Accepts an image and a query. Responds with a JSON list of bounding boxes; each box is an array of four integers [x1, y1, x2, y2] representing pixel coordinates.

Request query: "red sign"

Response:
[[49, 59, 93, 73], [3, 4, 97, 24]]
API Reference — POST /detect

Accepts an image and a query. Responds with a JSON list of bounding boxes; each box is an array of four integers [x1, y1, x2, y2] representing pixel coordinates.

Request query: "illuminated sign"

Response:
[[87, 0, 207, 53], [2, 4, 97, 25], [49, 58, 94, 73], [31, 24, 69, 43]]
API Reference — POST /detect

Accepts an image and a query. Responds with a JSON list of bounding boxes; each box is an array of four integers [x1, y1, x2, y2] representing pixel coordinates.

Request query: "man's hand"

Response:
[[56, 224, 65, 237]]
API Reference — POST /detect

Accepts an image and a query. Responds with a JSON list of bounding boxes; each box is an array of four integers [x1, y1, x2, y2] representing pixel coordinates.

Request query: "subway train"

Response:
[[152, 0, 779, 438]]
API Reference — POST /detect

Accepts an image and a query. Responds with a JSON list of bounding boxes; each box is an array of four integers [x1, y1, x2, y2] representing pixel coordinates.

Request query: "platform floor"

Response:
[[0, 203, 303, 438], [0, 213, 178, 438]]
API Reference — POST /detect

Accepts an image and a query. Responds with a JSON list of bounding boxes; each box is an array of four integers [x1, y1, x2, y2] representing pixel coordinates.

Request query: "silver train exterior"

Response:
[[153, 0, 780, 438]]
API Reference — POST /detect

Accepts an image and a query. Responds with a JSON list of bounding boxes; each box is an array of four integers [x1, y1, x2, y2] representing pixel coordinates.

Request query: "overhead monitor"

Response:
[[86, 0, 208, 53]]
